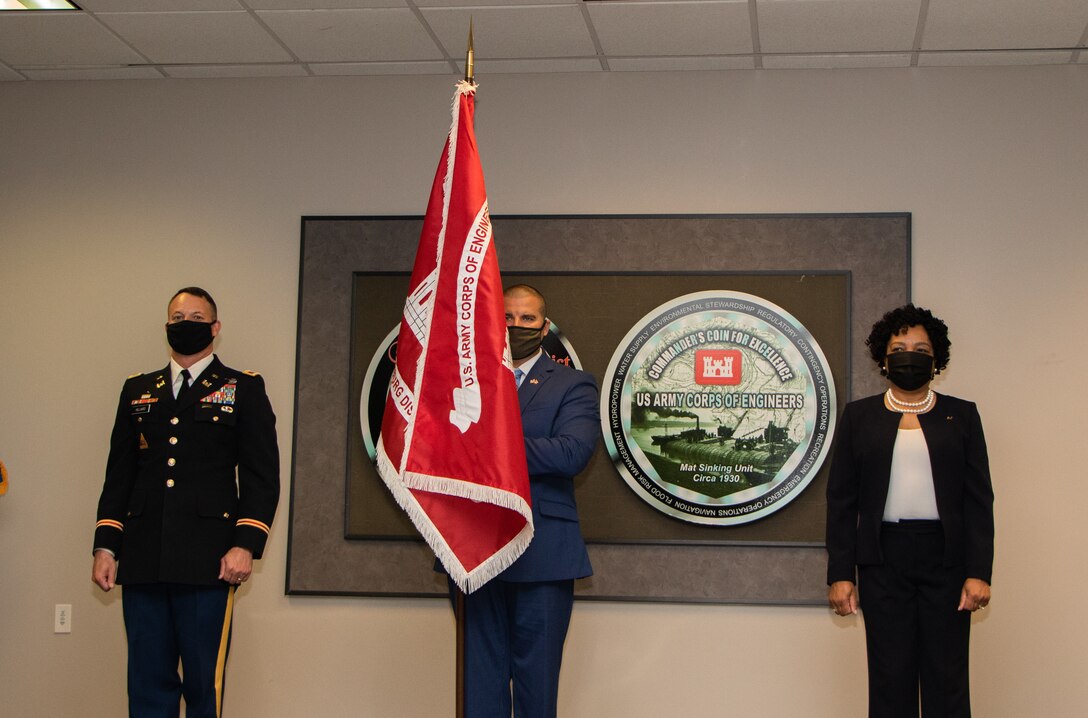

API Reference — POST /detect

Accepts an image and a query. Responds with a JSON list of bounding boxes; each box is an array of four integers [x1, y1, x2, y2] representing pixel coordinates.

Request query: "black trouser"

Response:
[[858, 521, 971, 718]]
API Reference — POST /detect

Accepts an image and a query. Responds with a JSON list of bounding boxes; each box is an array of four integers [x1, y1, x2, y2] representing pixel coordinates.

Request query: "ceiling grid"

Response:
[[0, 0, 1085, 80]]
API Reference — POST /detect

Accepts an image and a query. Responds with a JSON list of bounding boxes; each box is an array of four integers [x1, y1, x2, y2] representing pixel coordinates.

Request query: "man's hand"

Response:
[[219, 547, 254, 585], [828, 580, 859, 616], [91, 550, 118, 592]]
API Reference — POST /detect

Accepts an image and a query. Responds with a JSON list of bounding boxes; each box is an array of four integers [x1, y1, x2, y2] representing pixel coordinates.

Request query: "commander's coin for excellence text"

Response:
[[601, 291, 836, 525]]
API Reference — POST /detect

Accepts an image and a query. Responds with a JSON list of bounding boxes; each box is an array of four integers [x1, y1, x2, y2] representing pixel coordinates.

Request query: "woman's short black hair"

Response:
[[866, 303, 951, 372]]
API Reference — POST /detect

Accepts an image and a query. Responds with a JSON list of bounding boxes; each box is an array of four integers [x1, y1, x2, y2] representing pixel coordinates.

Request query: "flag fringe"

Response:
[[376, 439, 534, 594]]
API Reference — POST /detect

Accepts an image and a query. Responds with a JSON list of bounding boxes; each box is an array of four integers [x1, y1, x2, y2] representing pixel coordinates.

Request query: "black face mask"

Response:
[[884, 351, 934, 391], [166, 320, 214, 356], [508, 324, 546, 361]]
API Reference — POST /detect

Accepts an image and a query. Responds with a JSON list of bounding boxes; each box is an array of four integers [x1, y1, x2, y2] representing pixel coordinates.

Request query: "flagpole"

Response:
[[456, 24, 473, 717], [464, 19, 475, 84], [456, 587, 466, 718]]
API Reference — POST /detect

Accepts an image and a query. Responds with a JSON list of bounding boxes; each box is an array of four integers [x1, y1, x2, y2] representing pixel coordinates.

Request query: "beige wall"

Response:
[[1, 66, 1086, 716]]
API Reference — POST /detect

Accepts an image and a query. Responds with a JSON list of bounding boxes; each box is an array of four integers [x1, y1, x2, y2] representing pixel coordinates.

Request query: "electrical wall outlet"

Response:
[[55, 604, 72, 634]]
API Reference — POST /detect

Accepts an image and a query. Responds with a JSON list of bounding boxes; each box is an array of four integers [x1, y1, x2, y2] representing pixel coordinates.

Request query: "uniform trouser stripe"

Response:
[[214, 586, 236, 717]]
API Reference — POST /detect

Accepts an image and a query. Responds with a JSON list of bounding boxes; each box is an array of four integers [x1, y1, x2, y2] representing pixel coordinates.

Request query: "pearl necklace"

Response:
[[885, 388, 934, 414]]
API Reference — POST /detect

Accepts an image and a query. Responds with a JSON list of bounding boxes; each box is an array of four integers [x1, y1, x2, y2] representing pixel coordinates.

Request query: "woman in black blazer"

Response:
[[826, 304, 994, 718]]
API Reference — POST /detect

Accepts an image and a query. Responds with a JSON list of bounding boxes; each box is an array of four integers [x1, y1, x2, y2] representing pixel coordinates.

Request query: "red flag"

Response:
[[376, 81, 533, 594]]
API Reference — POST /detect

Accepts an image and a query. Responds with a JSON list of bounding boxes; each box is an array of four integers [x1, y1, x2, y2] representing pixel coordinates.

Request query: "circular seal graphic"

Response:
[[360, 322, 583, 462], [601, 291, 836, 525]]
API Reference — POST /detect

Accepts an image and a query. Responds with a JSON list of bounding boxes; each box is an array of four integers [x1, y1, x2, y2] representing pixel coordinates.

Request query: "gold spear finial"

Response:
[[465, 19, 475, 84]]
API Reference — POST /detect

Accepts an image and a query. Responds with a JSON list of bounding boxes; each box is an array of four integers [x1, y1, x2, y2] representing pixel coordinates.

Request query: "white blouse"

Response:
[[883, 428, 940, 522]]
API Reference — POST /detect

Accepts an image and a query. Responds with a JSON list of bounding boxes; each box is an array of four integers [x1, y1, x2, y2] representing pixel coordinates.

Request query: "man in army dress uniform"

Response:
[[91, 287, 279, 718]]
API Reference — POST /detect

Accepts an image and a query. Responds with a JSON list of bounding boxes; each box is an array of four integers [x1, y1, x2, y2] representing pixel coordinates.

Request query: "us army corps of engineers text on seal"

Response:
[[601, 290, 836, 526]]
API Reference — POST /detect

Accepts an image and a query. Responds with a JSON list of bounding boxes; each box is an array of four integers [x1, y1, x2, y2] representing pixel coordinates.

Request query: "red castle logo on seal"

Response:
[[695, 349, 743, 385]]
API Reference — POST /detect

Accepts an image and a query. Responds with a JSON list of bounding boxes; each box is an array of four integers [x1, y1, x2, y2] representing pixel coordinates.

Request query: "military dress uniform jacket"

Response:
[[94, 356, 279, 586]]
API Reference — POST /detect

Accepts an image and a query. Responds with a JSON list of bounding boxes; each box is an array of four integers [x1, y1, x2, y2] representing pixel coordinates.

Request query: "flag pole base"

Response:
[[456, 586, 466, 718]]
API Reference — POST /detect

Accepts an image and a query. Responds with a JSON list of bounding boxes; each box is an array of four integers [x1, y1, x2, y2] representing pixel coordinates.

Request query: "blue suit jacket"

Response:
[[499, 353, 599, 582]]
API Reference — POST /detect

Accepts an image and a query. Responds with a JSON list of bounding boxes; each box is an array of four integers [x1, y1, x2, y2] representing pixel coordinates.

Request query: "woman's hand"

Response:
[[828, 580, 859, 616], [958, 578, 991, 612]]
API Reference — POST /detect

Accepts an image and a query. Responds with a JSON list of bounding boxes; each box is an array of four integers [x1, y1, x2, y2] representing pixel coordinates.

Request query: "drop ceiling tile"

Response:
[[587, 1, 752, 56], [257, 9, 442, 61], [467, 57, 604, 73], [762, 53, 912, 69], [164, 63, 311, 78], [78, 0, 242, 10], [0, 13, 146, 65], [608, 55, 754, 71], [97, 11, 292, 63], [0, 63, 25, 81], [922, 0, 1088, 51], [416, 0, 571, 6], [918, 50, 1075, 67], [421, 6, 596, 58], [758, 0, 920, 53], [1079, 51, 1088, 63], [311, 60, 452, 75], [20, 66, 165, 80], [248, 0, 405, 8]]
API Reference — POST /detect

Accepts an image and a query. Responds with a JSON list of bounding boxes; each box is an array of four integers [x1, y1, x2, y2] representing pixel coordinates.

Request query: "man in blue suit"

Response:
[[459, 284, 599, 718]]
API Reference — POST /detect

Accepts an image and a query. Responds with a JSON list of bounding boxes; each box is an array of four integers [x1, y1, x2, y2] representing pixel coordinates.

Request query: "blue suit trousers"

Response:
[[456, 579, 575, 718]]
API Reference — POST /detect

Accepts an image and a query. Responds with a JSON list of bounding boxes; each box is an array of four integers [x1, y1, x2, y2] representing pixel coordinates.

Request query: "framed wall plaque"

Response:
[[287, 214, 910, 604]]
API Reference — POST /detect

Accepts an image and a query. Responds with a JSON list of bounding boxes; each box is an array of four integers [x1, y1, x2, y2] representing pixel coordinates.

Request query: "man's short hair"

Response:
[[170, 286, 218, 320], [504, 284, 547, 318]]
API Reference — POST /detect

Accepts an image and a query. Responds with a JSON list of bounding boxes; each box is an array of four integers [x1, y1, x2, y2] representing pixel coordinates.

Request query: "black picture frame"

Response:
[[286, 213, 910, 604]]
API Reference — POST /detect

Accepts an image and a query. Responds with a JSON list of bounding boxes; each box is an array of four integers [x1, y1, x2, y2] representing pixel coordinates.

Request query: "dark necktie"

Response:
[[178, 368, 192, 399]]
